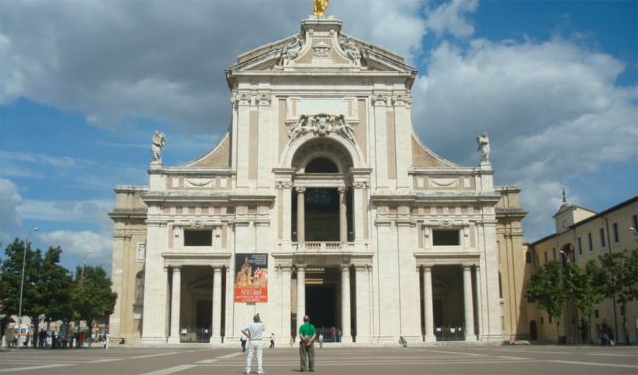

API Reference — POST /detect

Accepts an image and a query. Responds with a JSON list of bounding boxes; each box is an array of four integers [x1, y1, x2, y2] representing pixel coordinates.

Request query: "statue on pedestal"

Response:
[[152, 131, 166, 164], [477, 132, 490, 164]]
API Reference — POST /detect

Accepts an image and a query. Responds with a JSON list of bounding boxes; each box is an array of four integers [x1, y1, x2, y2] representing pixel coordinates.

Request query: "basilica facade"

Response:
[[109, 15, 527, 346]]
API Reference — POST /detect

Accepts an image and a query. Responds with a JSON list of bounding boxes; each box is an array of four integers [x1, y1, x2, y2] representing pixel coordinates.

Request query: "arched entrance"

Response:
[[288, 138, 357, 342]]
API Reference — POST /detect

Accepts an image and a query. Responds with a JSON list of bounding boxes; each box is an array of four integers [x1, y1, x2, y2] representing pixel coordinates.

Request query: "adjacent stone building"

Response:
[[526, 195, 638, 344], [109, 14, 527, 346]]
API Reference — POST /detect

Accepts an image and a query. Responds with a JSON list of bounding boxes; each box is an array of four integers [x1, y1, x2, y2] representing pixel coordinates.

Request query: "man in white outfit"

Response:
[[241, 313, 266, 374]]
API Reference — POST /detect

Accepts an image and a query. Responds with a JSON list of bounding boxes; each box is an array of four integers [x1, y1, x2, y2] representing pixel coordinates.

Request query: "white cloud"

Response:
[[425, 0, 478, 38], [39, 230, 113, 272], [333, 0, 427, 58], [413, 37, 637, 240], [0, 179, 23, 244], [18, 199, 114, 228]]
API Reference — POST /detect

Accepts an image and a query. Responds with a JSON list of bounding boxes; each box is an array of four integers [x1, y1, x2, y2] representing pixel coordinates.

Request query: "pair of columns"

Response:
[[295, 264, 352, 342], [421, 265, 477, 342], [167, 266, 224, 344], [296, 187, 348, 243]]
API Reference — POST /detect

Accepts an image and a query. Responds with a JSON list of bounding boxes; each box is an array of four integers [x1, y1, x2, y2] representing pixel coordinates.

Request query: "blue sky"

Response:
[[1, 0, 636, 274]]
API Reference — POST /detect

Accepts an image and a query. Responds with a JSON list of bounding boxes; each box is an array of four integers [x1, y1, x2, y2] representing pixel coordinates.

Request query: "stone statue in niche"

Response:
[[477, 132, 490, 163], [152, 131, 166, 164]]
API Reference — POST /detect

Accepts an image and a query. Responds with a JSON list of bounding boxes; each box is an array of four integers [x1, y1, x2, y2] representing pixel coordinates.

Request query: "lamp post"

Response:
[[17, 227, 39, 349], [80, 251, 94, 288]]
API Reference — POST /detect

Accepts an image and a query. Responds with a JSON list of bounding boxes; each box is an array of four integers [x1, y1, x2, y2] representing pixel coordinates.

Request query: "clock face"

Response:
[[562, 219, 568, 227]]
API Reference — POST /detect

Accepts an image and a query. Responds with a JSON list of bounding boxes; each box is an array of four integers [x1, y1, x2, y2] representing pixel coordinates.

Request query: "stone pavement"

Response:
[[0, 345, 636, 375]]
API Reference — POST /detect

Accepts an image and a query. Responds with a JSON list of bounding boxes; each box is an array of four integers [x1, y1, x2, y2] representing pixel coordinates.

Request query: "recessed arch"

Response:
[[282, 133, 363, 171]]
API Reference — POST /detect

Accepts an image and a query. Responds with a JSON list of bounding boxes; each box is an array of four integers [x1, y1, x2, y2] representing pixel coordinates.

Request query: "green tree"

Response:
[[565, 260, 607, 344], [72, 265, 117, 345], [39, 247, 73, 333], [0, 240, 72, 347], [526, 261, 567, 342], [599, 248, 638, 344]]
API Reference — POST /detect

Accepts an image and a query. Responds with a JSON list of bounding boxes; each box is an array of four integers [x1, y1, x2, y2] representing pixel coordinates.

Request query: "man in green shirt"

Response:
[[298, 315, 317, 372]]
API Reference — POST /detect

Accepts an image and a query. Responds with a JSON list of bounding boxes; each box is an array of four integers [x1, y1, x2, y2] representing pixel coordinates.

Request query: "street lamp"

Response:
[[17, 227, 39, 349], [80, 250, 94, 288]]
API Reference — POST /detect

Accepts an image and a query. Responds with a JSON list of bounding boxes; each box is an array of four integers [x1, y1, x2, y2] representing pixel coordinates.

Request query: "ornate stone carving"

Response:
[[339, 36, 361, 66], [353, 181, 368, 189], [151, 131, 166, 164], [276, 181, 293, 189], [477, 132, 491, 164], [429, 178, 459, 188], [185, 178, 215, 188], [288, 114, 356, 142], [313, 41, 331, 58], [284, 35, 304, 65]]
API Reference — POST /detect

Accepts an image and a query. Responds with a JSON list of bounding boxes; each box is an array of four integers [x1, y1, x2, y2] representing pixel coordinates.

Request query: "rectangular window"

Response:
[[549, 316, 552, 324], [577, 237, 582, 255], [432, 229, 460, 246], [599, 228, 606, 248], [633, 215, 638, 235], [552, 248, 556, 260], [184, 229, 212, 246], [588, 233, 593, 252], [136, 243, 146, 261], [525, 251, 532, 263], [594, 309, 599, 319], [612, 222, 619, 243]]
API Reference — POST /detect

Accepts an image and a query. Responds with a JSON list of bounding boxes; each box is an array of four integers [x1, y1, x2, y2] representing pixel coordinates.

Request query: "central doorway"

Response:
[[301, 267, 340, 341]]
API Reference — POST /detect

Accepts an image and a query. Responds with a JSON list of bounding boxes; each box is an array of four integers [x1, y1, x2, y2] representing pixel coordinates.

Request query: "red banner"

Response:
[[234, 253, 268, 303]]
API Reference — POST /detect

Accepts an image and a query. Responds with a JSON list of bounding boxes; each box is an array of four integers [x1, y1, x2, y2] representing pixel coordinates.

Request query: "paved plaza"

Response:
[[0, 345, 636, 375]]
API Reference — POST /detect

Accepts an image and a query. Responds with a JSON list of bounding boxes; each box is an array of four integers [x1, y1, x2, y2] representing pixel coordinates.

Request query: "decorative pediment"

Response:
[[287, 114, 357, 143], [226, 16, 416, 82]]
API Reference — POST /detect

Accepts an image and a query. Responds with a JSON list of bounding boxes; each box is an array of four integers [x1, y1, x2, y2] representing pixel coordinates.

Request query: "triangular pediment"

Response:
[[227, 16, 416, 83]]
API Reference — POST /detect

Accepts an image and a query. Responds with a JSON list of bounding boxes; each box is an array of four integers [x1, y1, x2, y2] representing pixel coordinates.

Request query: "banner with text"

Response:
[[234, 253, 268, 303]]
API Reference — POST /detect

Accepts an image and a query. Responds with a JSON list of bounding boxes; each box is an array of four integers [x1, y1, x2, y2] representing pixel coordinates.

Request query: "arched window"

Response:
[[305, 157, 338, 173]]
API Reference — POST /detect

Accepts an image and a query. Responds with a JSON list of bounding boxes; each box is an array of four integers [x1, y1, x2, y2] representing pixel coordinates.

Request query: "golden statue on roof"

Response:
[[314, 0, 330, 17]]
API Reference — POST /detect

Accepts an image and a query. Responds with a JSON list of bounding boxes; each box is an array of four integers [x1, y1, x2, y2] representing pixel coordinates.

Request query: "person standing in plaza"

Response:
[[269, 333, 275, 348], [298, 315, 317, 372], [241, 313, 266, 375]]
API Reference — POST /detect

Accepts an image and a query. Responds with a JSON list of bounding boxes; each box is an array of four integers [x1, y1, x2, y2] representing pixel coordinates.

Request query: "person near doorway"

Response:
[[269, 333, 275, 348], [299, 315, 317, 372], [241, 330, 248, 352], [103, 332, 110, 349], [241, 313, 266, 375]]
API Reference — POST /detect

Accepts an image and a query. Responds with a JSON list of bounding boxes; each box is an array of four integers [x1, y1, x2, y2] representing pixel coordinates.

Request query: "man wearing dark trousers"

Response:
[[298, 315, 317, 372]]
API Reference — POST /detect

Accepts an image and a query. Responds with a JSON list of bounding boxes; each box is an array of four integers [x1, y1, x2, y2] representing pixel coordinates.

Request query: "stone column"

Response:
[[296, 187, 305, 246], [281, 266, 292, 340], [168, 267, 181, 343], [352, 182, 365, 243], [474, 266, 483, 341], [341, 265, 352, 343], [339, 187, 348, 243], [296, 265, 305, 329], [210, 267, 223, 344], [354, 264, 371, 343], [422, 266, 436, 342], [463, 266, 477, 342], [282, 183, 293, 244]]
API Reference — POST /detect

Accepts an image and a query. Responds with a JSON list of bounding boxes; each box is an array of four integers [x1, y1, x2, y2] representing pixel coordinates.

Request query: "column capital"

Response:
[[295, 187, 306, 194], [340, 264, 351, 272], [338, 186, 347, 194], [173, 266, 182, 272]]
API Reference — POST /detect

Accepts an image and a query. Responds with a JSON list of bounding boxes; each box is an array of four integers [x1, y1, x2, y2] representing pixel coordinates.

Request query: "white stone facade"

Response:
[[110, 16, 526, 346]]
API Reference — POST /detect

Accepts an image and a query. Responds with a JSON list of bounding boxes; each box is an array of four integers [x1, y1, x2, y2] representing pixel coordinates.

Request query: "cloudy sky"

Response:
[[1, 0, 636, 274]]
